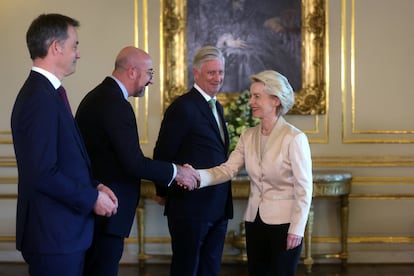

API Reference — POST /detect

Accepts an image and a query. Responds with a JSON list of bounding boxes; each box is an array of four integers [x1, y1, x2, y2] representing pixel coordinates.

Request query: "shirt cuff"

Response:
[[168, 164, 177, 186], [198, 169, 212, 188]]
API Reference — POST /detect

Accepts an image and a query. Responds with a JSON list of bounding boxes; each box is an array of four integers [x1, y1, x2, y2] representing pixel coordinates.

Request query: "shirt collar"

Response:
[[194, 83, 216, 102], [31, 67, 61, 89], [110, 76, 129, 100]]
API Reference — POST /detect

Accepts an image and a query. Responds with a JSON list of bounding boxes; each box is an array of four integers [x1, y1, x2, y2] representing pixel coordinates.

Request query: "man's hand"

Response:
[[97, 183, 118, 207], [175, 164, 200, 191], [94, 184, 118, 217], [153, 195, 166, 206]]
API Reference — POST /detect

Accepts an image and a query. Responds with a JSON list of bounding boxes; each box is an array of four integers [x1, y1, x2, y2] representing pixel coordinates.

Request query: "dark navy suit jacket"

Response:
[[75, 77, 174, 237], [11, 71, 98, 254], [154, 87, 233, 221]]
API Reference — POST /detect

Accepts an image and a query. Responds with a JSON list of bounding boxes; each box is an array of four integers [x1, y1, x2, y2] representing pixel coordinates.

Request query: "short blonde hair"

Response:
[[250, 70, 294, 116]]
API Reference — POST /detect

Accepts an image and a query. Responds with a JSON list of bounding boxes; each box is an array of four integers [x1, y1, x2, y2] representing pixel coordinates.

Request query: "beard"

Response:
[[133, 87, 146, 97]]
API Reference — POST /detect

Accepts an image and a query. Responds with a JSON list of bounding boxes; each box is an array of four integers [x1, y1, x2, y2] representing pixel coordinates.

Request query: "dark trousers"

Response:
[[22, 251, 85, 276], [168, 217, 228, 276], [245, 214, 302, 276], [83, 232, 124, 276]]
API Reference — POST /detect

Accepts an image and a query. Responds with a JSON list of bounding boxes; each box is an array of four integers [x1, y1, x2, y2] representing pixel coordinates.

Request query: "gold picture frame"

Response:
[[162, 0, 326, 115]]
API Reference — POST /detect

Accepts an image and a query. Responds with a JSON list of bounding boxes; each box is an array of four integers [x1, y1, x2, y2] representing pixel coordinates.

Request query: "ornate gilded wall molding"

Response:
[[162, 0, 326, 115]]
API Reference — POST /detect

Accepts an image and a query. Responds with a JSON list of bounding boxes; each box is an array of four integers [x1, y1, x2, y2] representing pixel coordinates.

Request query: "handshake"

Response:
[[93, 164, 201, 216], [175, 164, 200, 191]]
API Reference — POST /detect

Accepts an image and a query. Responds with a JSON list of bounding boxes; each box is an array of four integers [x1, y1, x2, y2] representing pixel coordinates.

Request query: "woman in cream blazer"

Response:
[[198, 70, 313, 276]]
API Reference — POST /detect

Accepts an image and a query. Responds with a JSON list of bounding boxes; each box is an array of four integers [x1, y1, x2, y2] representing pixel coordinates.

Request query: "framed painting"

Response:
[[162, 0, 326, 115]]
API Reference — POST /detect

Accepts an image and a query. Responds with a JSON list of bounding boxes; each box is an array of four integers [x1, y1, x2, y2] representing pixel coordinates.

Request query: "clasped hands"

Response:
[[175, 163, 200, 191], [93, 183, 118, 217], [92, 164, 199, 216]]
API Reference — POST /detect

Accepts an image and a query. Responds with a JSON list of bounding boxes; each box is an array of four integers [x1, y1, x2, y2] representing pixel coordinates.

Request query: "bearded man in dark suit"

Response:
[[75, 46, 199, 276]]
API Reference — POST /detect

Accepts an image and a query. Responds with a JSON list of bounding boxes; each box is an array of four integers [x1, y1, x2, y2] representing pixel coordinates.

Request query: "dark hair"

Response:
[[26, 13, 80, 60]]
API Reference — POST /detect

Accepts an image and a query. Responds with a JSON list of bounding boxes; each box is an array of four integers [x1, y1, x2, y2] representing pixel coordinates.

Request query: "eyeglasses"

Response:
[[145, 69, 154, 81], [120, 65, 154, 80], [143, 69, 155, 86]]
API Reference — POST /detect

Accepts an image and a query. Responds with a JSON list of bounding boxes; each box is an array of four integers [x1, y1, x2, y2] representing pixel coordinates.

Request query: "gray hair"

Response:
[[250, 70, 295, 116], [193, 46, 225, 70]]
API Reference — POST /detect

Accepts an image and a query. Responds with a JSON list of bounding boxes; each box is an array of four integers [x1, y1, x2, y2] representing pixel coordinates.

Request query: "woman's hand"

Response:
[[286, 233, 302, 250]]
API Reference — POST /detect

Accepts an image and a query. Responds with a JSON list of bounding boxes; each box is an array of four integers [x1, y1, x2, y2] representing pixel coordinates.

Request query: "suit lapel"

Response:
[[30, 72, 92, 168], [191, 88, 228, 147], [263, 117, 285, 156], [215, 101, 230, 148]]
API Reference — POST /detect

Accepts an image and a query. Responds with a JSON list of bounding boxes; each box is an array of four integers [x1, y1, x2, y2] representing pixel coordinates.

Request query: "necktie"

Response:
[[57, 86, 72, 115], [209, 99, 225, 142]]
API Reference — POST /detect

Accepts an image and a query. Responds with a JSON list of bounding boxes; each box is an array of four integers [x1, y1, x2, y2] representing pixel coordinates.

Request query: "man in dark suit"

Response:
[[153, 45, 233, 276], [75, 46, 199, 276], [11, 14, 118, 276]]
